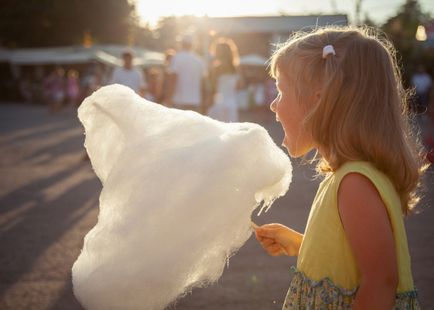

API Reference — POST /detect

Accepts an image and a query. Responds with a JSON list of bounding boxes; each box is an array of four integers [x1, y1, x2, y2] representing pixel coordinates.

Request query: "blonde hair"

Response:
[[270, 26, 427, 214]]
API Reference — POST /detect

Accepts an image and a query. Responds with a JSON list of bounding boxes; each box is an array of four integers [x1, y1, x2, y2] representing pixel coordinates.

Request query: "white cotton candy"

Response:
[[72, 84, 292, 310]]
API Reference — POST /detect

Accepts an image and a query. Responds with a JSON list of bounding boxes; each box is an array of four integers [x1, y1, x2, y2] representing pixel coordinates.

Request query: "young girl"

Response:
[[255, 27, 426, 309], [66, 69, 80, 106]]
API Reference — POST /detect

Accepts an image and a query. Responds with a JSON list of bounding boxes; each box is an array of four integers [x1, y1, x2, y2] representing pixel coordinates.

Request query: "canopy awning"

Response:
[[4, 45, 165, 67], [239, 54, 267, 66]]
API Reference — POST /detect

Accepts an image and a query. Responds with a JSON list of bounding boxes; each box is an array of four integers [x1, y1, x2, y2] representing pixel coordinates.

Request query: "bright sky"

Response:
[[136, 0, 434, 28]]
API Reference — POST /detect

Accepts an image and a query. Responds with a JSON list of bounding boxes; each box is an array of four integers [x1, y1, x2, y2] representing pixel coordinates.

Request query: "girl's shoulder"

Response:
[[333, 161, 391, 187], [330, 161, 402, 214]]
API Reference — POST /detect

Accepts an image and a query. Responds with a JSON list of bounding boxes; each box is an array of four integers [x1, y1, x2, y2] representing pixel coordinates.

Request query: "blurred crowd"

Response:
[[15, 36, 276, 118], [11, 35, 434, 163], [410, 65, 434, 162], [17, 64, 107, 111]]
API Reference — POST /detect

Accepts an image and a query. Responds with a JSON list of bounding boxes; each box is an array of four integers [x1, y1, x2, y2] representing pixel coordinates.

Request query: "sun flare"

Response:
[[136, 0, 434, 28], [136, 0, 273, 27]]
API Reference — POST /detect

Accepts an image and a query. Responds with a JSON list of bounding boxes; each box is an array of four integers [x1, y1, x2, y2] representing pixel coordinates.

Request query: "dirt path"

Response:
[[0, 103, 432, 309]]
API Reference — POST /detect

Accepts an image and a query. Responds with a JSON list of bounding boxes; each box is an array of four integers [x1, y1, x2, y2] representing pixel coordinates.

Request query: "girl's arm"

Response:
[[255, 223, 303, 256], [338, 173, 398, 310]]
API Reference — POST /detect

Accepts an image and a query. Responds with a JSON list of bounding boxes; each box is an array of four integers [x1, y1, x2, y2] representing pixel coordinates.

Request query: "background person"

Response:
[[66, 69, 80, 107], [44, 67, 65, 112], [110, 49, 147, 97], [207, 37, 243, 122], [166, 34, 207, 113], [411, 65, 432, 113], [158, 48, 176, 105]]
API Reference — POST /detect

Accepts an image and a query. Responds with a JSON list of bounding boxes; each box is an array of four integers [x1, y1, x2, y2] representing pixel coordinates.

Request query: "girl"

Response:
[[207, 37, 243, 122], [45, 67, 65, 112], [66, 69, 80, 107], [255, 27, 427, 309]]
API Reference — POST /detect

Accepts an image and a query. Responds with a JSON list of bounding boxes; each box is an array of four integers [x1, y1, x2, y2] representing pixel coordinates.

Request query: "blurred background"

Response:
[[0, 0, 433, 309], [0, 0, 433, 106]]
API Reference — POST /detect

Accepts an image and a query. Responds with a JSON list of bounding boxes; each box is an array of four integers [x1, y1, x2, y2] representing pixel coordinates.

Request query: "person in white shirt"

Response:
[[111, 49, 147, 96], [166, 34, 207, 113]]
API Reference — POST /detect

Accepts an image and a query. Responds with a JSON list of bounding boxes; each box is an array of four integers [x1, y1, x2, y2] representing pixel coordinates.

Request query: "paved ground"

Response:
[[0, 103, 432, 310]]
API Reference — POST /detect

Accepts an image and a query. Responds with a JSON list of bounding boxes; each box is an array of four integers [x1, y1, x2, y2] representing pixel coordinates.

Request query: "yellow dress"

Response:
[[283, 161, 420, 309]]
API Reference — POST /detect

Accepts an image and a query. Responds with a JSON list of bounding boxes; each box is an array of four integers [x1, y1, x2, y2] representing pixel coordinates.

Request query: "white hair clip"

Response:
[[322, 45, 336, 59]]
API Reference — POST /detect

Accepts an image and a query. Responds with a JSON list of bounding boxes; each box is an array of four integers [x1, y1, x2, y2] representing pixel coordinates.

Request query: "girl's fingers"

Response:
[[255, 227, 277, 239], [258, 238, 278, 250], [257, 239, 286, 256], [269, 248, 285, 256], [255, 232, 275, 244], [254, 231, 262, 241], [260, 238, 275, 247], [255, 224, 288, 257], [267, 243, 282, 252]]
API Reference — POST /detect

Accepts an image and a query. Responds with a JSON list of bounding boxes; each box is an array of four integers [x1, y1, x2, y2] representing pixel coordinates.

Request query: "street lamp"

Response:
[[415, 25, 427, 41]]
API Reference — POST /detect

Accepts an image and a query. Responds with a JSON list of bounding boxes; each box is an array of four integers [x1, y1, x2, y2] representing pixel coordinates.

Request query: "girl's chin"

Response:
[[283, 138, 311, 158], [281, 137, 289, 150], [282, 138, 297, 157]]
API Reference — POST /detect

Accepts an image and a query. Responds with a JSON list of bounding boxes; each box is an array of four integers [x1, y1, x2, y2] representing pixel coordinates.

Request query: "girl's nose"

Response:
[[270, 99, 277, 112]]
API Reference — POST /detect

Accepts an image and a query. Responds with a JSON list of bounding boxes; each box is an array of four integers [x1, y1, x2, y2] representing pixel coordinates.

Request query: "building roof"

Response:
[[239, 54, 267, 66], [9, 46, 119, 66], [0, 45, 165, 67], [205, 15, 348, 34]]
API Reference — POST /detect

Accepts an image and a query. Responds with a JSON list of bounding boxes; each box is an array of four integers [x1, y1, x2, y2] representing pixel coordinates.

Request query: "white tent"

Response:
[[10, 47, 120, 66], [4, 45, 165, 67], [134, 51, 165, 67], [0, 49, 13, 63], [239, 54, 267, 66], [94, 45, 165, 67]]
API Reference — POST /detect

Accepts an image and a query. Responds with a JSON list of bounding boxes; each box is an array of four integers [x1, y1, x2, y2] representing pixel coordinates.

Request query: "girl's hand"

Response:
[[255, 223, 303, 257]]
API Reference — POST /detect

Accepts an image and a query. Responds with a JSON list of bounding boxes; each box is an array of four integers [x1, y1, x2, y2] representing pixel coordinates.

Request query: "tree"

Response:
[[152, 15, 205, 52], [153, 16, 185, 50], [0, 0, 136, 47], [361, 14, 377, 27], [132, 23, 157, 49], [382, 0, 431, 84]]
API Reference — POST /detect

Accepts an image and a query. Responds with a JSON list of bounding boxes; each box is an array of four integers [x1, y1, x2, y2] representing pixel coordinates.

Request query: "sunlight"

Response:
[[136, 0, 434, 29], [415, 25, 427, 41], [136, 0, 291, 27], [137, 1, 209, 26]]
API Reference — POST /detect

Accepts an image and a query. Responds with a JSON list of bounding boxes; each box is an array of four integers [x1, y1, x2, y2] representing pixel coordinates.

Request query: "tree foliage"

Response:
[[383, 0, 425, 50], [382, 0, 432, 82], [0, 0, 137, 47], [152, 16, 202, 50]]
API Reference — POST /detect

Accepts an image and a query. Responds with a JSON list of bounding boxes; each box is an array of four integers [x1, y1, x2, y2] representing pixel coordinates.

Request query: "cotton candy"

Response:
[[72, 84, 292, 310]]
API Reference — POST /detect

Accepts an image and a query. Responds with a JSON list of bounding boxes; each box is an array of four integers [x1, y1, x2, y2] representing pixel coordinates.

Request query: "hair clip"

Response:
[[322, 45, 336, 59]]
